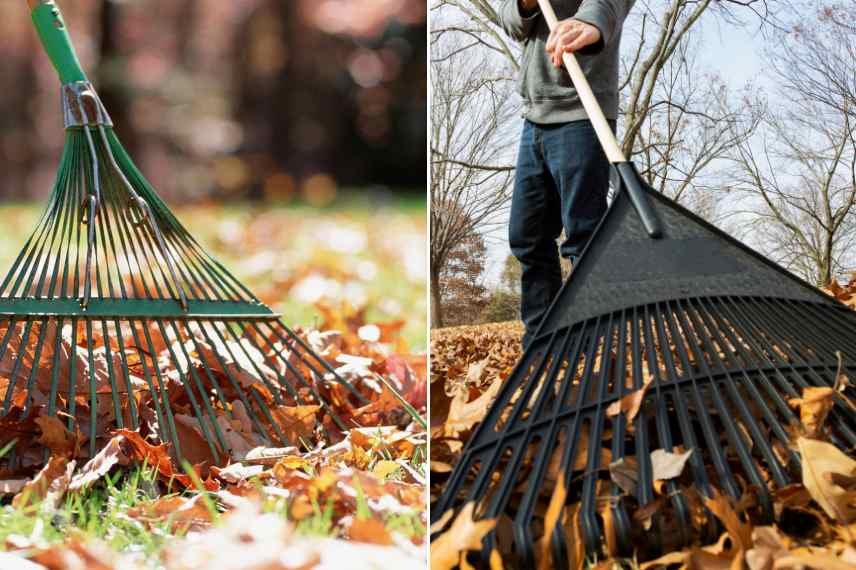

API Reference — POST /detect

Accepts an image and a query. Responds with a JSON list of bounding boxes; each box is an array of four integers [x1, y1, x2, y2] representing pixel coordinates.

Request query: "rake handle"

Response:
[[27, 0, 88, 84], [535, 0, 662, 238]]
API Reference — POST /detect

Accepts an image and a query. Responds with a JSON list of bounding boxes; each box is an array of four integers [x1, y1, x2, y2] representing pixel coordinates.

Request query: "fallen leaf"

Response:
[[69, 435, 127, 492], [431, 502, 497, 570], [651, 448, 693, 481], [348, 517, 393, 545], [269, 405, 320, 447], [539, 476, 566, 570], [797, 436, 856, 522], [789, 387, 835, 437], [606, 379, 652, 425]]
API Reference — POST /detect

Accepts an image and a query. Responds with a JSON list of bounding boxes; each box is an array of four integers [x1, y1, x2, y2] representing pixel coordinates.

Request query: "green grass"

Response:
[[1, 458, 427, 562]]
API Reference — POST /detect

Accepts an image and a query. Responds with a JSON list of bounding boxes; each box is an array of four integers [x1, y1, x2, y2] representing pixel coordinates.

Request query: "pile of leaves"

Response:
[[429, 320, 856, 569]]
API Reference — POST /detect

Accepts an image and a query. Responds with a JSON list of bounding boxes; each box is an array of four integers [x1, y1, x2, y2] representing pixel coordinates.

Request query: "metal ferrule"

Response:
[[62, 81, 112, 129]]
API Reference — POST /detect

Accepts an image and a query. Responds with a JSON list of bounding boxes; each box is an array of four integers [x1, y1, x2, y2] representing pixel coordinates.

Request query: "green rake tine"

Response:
[[109, 175, 159, 300], [184, 321, 278, 441], [85, 319, 99, 457], [217, 322, 294, 404], [140, 322, 183, 459], [100, 320, 124, 429], [221, 320, 338, 443], [266, 322, 369, 405], [194, 320, 290, 446], [47, 151, 78, 298], [2, 320, 35, 415], [46, 319, 64, 418], [113, 319, 139, 430], [127, 320, 170, 446], [156, 319, 227, 462], [0, 141, 70, 295], [229, 321, 310, 403], [95, 125, 189, 310], [67, 317, 78, 431], [237, 321, 345, 437], [21, 319, 51, 415]]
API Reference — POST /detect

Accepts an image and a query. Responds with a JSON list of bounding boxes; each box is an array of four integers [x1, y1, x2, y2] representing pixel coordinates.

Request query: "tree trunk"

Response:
[[98, 0, 135, 154], [430, 268, 444, 329]]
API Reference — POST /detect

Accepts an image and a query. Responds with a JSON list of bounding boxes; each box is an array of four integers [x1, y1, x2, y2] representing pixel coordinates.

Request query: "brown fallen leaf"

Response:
[[69, 435, 127, 492], [35, 415, 80, 459], [606, 378, 653, 425], [270, 405, 321, 447], [745, 526, 789, 570], [431, 502, 497, 570], [609, 457, 639, 496], [789, 386, 835, 437], [797, 436, 856, 522], [13, 456, 75, 510], [703, 488, 753, 565], [127, 495, 213, 533], [443, 379, 502, 438], [348, 517, 393, 545]]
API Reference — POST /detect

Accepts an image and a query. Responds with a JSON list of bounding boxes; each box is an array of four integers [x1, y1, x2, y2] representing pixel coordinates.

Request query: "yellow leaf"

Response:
[[372, 460, 401, 479]]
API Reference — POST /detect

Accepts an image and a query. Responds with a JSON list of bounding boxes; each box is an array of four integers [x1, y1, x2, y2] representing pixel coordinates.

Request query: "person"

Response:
[[499, 0, 634, 348]]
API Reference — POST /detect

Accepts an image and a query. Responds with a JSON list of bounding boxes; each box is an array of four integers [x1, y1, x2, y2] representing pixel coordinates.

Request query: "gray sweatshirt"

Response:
[[498, 0, 634, 124]]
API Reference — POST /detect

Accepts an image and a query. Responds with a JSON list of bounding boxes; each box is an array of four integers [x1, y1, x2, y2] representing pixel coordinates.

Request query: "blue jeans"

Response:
[[509, 119, 611, 347]]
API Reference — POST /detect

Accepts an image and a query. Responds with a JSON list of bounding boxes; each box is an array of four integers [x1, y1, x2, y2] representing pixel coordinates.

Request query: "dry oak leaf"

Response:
[[797, 436, 856, 522], [13, 456, 75, 510], [789, 386, 836, 437], [431, 502, 497, 570], [443, 378, 502, 438], [35, 415, 80, 458], [745, 526, 789, 570], [69, 435, 128, 492], [270, 405, 320, 447], [606, 378, 653, 425], [127, 495, 213, 532], [703, 488, 753, 565]]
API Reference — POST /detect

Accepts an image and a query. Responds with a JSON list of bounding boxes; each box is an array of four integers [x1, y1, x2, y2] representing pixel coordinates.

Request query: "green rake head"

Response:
[[2, 0, 367, 468]]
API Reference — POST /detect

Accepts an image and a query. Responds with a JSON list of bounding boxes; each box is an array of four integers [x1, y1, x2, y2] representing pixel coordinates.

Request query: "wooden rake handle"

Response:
[[536, 0, 662, 238], [535, 0, 626, 163]]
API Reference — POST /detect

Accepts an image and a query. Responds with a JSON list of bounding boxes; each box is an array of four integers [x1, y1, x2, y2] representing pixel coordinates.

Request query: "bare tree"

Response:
[[430, 47, 516, 327], [732, 6, 856, 285]]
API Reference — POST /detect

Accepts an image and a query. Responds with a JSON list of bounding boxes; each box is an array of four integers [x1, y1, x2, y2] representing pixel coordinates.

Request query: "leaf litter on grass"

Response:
[[430, 316, 856, 569], [0, 205, 427, 569]]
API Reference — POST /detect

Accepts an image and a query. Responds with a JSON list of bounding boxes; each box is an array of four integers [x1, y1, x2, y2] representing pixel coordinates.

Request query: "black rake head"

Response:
[[432, 167, 856, 567]]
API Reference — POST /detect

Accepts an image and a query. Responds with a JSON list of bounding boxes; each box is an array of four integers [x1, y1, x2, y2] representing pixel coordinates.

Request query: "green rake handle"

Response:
[[28, 0, 88, 84]]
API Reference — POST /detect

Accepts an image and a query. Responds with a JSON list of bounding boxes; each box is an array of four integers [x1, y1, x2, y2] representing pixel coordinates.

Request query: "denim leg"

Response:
[[509, 121, 563, 346], [541, 120, 611, 260]]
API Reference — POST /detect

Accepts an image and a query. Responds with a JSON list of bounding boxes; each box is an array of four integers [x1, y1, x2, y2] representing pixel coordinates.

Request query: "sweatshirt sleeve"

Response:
[[573, 0, 635, 50], [498, 0, 541, 42]]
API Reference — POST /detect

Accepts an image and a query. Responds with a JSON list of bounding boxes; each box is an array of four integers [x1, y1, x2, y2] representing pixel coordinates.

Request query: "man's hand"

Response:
[[518, 0, 539, 16], [545, 19, 601, 67]]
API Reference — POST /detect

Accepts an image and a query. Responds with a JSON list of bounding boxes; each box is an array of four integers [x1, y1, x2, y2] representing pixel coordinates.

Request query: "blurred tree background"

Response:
[[0, 0, 428, 349], [0, 0, 426, 202]]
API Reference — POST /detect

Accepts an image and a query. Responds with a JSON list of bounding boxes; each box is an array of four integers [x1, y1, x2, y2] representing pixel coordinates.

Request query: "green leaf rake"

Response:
[[1, 0, 366, 467]]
